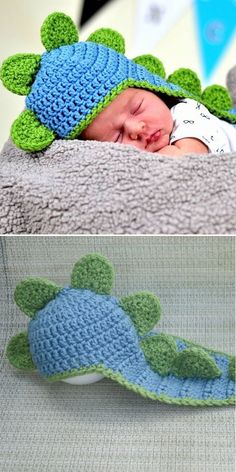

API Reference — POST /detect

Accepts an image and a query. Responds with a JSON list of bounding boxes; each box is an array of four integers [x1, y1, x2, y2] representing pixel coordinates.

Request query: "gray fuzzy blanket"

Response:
[[1, 138, 236, 234]]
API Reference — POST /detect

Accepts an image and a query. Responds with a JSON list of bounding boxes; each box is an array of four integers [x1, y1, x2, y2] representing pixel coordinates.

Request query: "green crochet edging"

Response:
[[42, 335, 235, 406], [44, 364, 235, 407], [120, 291, 161, 336], [14, 277, 61, 318], [71, 253, 115, 295]]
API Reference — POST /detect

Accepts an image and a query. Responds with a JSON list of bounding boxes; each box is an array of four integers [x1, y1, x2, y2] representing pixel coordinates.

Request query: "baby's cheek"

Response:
[[167, 111, 174, 134]]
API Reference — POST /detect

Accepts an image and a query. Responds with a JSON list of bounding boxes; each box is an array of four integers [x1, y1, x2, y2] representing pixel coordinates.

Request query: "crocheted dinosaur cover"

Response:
[[0, 11, 236, 152], [6, 253, 235, 407]]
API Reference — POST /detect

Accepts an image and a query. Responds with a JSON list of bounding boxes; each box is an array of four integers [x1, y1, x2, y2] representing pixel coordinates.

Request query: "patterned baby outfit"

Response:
[[170, 98, 236, 153]]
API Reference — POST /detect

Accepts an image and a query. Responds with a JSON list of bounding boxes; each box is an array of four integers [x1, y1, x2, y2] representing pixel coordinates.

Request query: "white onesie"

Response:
[[170, 98, 236, 153]]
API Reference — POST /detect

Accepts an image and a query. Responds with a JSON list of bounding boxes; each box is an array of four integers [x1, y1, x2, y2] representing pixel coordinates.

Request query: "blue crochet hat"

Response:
[[6, 253, 235, 407], [1, 11, 236, 152]]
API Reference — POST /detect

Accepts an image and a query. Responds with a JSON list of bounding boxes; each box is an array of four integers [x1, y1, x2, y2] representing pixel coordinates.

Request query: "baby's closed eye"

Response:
[[132, 99, 143, 115], [114, 131, 122, 143]]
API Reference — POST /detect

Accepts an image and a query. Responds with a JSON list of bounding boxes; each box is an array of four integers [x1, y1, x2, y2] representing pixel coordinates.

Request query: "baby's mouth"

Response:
[[147, 130, 161, 145]]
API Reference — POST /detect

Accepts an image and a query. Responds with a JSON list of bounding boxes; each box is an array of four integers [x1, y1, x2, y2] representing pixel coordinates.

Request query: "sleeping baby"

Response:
[[1, 11, 236, 155], [82, 88, 236, 156]]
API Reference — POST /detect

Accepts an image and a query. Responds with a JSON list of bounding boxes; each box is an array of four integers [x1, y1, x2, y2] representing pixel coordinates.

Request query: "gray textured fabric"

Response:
[[1, 138, 236, 234], [0, 236, 235, 472]]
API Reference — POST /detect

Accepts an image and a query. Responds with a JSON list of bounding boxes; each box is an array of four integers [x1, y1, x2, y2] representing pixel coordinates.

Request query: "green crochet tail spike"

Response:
[[14, 277, 61, 318], [120, 292, 161, 336], [40, 11, 79, 51], [6, 332, 36, 371], [71, 253, 115, 295], [171, 347, 221, 379], [229, 357, 235, 381], [168, 68, 202, 97], [141, 333, 177, 376], [167, 67, 235, 121], [202, 85, 233, 115], [11, 110, 55, 152], [133, 55, 166, 78], [87, 28, 125, 54], [141, 334, 222, 379], [0, 53, 41, 95]]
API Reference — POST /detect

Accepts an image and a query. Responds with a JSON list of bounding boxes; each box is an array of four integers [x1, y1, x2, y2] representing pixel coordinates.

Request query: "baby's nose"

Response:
[[127, 120, 146, 140]]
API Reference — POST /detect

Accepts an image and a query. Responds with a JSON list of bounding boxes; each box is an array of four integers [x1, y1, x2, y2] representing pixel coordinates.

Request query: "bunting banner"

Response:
[[80, 0, 114, 27], [193, 0, 236, 82], [134, 0, 191, 56], [134, 0, 236, 83]]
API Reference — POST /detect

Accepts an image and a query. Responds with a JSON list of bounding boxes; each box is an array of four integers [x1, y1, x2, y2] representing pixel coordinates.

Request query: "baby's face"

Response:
[[82, 88, 173, 152]]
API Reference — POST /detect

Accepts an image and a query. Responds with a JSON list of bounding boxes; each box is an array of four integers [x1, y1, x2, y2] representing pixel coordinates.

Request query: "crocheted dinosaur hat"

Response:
[[7, 253, 235, 407], [1, 12, 236, 152]]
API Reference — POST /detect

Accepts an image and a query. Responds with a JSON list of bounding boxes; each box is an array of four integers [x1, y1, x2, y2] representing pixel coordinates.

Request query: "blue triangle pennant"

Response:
[[194, 0, 236, 82]]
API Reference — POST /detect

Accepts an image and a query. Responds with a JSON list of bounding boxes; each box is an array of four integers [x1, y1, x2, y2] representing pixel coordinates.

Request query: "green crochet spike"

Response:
[[120, 292, 161, 336], [11, 110, 55, 151], [71, 253, 114, 295], [14, 278, 61, 318], [168, 68, 202, 97], [87, 28, 125, 54], [202, 84, 232, 112], [133, 55, 166, 78], [6, 332, 36, 371], [141, 333, 177, 376], [171, 347, 221, 379], [0, 53, 41, 95], [229, 357, 235, 381], [40, 12, 79, 52]]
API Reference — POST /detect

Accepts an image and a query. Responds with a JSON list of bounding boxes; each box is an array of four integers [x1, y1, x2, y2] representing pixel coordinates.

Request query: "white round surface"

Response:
[[62, 372, 105, 385]]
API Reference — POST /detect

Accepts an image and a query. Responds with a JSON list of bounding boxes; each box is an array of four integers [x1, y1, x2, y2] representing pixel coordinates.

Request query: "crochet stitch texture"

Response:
[[0, 11, 236, 151], [6, 253, 235, 407]]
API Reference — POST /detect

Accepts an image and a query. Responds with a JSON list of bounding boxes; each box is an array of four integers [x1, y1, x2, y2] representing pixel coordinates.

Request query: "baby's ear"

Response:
[[14, 277, 61, 318]]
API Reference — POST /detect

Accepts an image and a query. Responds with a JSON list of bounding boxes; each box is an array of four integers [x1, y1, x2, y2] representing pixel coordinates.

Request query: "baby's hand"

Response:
[[158, 138, 209, 156]]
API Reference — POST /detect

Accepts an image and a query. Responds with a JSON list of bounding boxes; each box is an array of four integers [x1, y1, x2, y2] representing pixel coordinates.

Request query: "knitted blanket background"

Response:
[[1, 138, 236, 234]]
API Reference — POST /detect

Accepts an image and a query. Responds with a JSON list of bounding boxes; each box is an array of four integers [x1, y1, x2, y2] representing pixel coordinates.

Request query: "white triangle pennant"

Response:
[[134, 0, 191, 56]]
